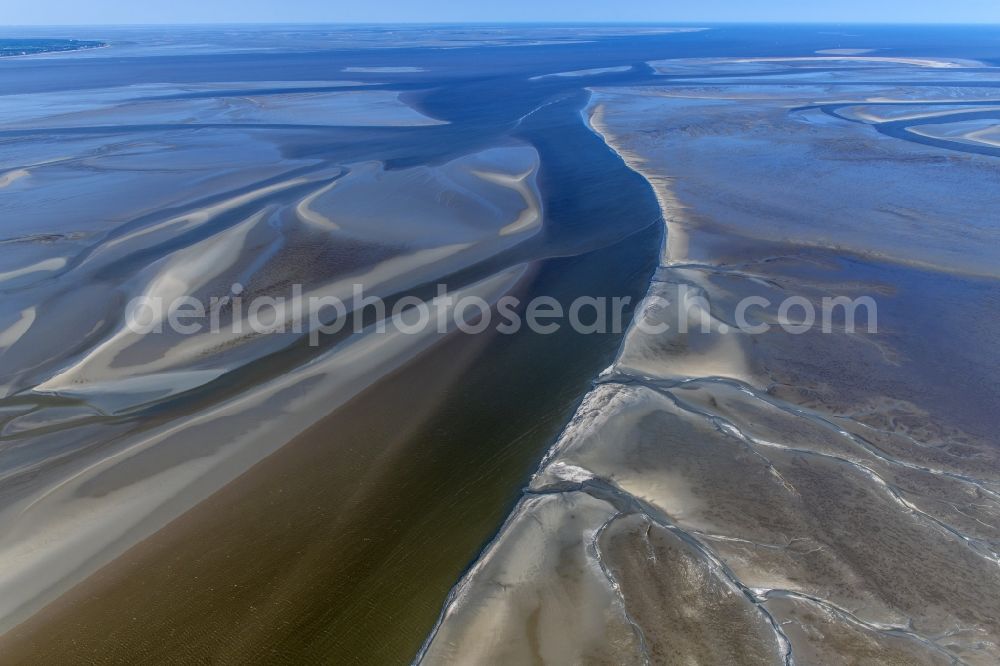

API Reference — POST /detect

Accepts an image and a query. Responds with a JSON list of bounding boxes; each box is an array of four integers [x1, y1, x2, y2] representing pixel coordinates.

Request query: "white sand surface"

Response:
[[0, 84, 444, 128], [909, 118, 1000, 148], [530, 66, 631, 80]]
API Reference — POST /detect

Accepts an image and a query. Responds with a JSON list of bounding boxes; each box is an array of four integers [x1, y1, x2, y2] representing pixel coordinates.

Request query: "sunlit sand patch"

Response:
[[727, 55, 984, 68], [84, 171, 324, 263], [30, 145, 541, 411], [648, 55, 988, 76], [0, 168, 29, 189], [1, 88, 446, 129], [533, 385, 713, 523], [0, 130, 314, 255], [0, 134, 339, 398], [0, 81, 368, 125], [908, 118, 1000, 148], [0, 257, 67, 285], [0, 307, 34, 345], [303, 145, 542, 246], [30, 238, 466, 411], [764, 595, 954, 665], [611, 276, 753, 382], [421, 472, 783, 664], [530, 65, 631, 80], [632, 84, 1000, 105], [419, 492, 643, 664], [834, 103, 1000, 123], [858, 86, 1000, 102], [294, 179, 342, 230], [592, 84, 870, 102], [586, 99, 686, 264], [32, 208, 272, 404], [342, 66, 425, 73]]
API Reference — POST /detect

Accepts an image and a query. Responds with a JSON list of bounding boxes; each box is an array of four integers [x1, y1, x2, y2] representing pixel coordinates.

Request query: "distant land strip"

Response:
[[0, 39, 106, 57]]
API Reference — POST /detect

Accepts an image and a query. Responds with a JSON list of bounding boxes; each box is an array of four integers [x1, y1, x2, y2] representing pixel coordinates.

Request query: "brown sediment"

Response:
[[0, 211, 655, 664], [0, 316, 507, 664], [601, 513, 783, 664], [419, 491, 646, 665]]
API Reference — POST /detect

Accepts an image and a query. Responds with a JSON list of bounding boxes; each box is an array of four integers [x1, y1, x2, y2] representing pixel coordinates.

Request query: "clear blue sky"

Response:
[[3, 0, 999, 25]]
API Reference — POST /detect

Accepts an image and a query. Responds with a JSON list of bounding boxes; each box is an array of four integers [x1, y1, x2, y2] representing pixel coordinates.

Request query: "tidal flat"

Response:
[[0, 24, 999, 665], [0, 25, 670, 662], [422, 51, 1000, 665]]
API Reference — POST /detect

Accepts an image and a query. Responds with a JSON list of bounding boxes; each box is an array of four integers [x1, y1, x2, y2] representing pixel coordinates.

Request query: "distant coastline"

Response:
[[0, 38, 106, 57]]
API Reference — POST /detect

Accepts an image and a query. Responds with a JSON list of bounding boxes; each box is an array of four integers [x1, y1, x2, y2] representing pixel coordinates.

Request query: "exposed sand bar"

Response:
[[647, 55, 988, 76], [584, 102, 685, 265], [834, 103, 1000, 123], [343, 66, 426, 73], [0, 168, 29, 188], [909, 118, 1000, 148], [726, 55, 985, 68], [530, 66, 632, 80], [581, 82, 1000, 277], [816, 48, 877, 55], [0, 83, 445, 129]]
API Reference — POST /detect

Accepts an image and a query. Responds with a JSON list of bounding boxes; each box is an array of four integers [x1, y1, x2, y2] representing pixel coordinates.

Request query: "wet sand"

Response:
[[422, 55, 1000, 664], [0, 313, 501, 663], [0, 235, 659, 664]]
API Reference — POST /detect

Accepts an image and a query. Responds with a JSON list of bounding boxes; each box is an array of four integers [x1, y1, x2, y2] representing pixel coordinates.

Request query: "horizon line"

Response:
[[4, 20, 1000, 28]]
